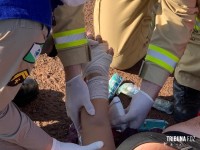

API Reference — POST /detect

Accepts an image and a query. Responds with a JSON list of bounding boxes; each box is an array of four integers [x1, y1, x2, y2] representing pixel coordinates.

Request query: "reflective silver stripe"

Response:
[[147, 49, 177, 68], [196, 21, 200, 27], [54, 33, 86, 44], [196, 17, 200, 26]]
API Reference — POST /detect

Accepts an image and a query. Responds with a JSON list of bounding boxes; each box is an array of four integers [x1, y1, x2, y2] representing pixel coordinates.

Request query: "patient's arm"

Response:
[[80, 99, 116, 150], [163, 116, 200, 138], [79, 34, 115, 150]]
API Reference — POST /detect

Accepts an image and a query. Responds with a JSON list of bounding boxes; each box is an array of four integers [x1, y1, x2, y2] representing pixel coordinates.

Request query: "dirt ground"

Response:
[[19, 1, 176, 143]]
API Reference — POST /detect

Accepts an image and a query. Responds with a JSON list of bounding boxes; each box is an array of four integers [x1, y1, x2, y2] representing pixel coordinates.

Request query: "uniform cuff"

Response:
[[58, 45, 91, 66], [139, 61, 170, 87]]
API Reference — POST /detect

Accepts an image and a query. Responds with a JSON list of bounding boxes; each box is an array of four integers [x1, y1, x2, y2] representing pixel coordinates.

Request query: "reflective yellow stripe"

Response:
[[145, 55, 174, 73], [149, 44, 179, 62], [55, 39, 88, 49], [147, 44, 179, 73], [54, 33, 86, 44], [53, 28, 88, 49], [196, 16, 200, 22], [194, 16, 200, 31], [53, 28, 86, 38], [194, 25, 200, 31]]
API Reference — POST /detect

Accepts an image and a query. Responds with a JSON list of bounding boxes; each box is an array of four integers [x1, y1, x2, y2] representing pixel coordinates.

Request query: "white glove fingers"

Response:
[[127, 91, 154, 129], [52, 139, 103, 150], [87, 39, 99, 46], [82, 141, 104, 150], [71, 111, 81, 132], [112, 115, 128, 126], [66, 74, 92, 132], [74, 124, 81, 134], [66, 100, 81, 132], [83, 100, 95, 115]]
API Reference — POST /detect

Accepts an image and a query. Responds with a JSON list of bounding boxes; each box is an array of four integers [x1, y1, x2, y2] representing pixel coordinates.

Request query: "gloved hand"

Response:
[[111, 90, 154, 129], [66, 74, 95, 132], [61, 0, 88, 7], [109, 97, 127, 131], [87, 39, 99, 47], [82, 41, 113, 100], [51, 138, 104, 150]]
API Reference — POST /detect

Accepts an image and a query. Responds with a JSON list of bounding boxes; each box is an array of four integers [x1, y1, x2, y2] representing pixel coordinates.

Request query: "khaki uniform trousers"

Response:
[[94, 0, 159, 70], [0, 19, 52, 150], [174, 0, 200, 91], [94, 0, 200, 91], [174, 28, 200, 91]]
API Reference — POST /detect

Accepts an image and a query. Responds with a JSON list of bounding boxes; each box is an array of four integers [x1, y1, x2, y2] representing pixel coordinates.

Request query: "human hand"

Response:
[[66, 74, 95, 131], [82, 35, 113, 100], [83, 34, 113, 78], [109, 97, 127, 131], [111, 91, 154, 129], [51, 138, 104, 150]]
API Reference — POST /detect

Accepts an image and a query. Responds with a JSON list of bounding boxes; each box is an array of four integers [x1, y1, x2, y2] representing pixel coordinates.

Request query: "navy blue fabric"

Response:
[[0, 0, 52, 28], [51, 0, 63, 11]]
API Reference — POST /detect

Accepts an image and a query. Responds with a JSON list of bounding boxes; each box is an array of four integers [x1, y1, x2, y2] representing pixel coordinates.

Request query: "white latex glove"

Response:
[[66, 74, 95, 132], [82, 39, 113, 100], [51, 138, 104, 150], [109, 97, 127, 131], [111, 91, 154, 129], [82, 42, 112, 78], [61, 0, 88, 7], [87, 38, 99, 46]]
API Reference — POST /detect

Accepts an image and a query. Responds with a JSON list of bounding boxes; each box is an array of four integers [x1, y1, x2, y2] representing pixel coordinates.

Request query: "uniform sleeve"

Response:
[[139, 0, 198, 86], [0, 103, 52, 150], [52, 4, 91, 67]]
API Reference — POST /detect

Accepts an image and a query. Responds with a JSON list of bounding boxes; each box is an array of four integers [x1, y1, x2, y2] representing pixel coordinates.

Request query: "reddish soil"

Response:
[[19, 1, 176, 143]]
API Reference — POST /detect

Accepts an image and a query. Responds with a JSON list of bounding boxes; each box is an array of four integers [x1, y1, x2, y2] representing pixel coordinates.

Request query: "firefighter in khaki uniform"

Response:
[[94, 0, 199, 129], [0, 0, 103, 150], [173, 14, 200, 122], [12, 0, 111, 143], [52, 4, 96, 132]]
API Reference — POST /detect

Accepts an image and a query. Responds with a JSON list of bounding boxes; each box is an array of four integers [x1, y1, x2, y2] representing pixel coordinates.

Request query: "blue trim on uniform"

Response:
[[51, 0, 63, 11], [0, 0, 53, 29]]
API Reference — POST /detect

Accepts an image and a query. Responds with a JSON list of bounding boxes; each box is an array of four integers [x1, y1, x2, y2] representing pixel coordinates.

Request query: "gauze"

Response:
[[82, 43, 113, 78], [82, 42, 113, 100], [86, 76, 108, 100]]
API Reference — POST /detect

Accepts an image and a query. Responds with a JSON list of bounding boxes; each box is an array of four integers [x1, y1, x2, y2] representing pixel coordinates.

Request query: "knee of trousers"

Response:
[[110, 41, 147, 70], [0, 139, 26, 150], [0, 105, 8, 118]]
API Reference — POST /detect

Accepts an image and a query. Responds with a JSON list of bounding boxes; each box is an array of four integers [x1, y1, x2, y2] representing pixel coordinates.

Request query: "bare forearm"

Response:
[[140, 79, 162, 100], [80, 99, 116, 150], [65, 64, 82, 81]]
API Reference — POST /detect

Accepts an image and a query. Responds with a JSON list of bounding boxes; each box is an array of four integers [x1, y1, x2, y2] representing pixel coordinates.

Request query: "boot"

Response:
[[13, 77, 39, 107], [173, 79, 200, 123]]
